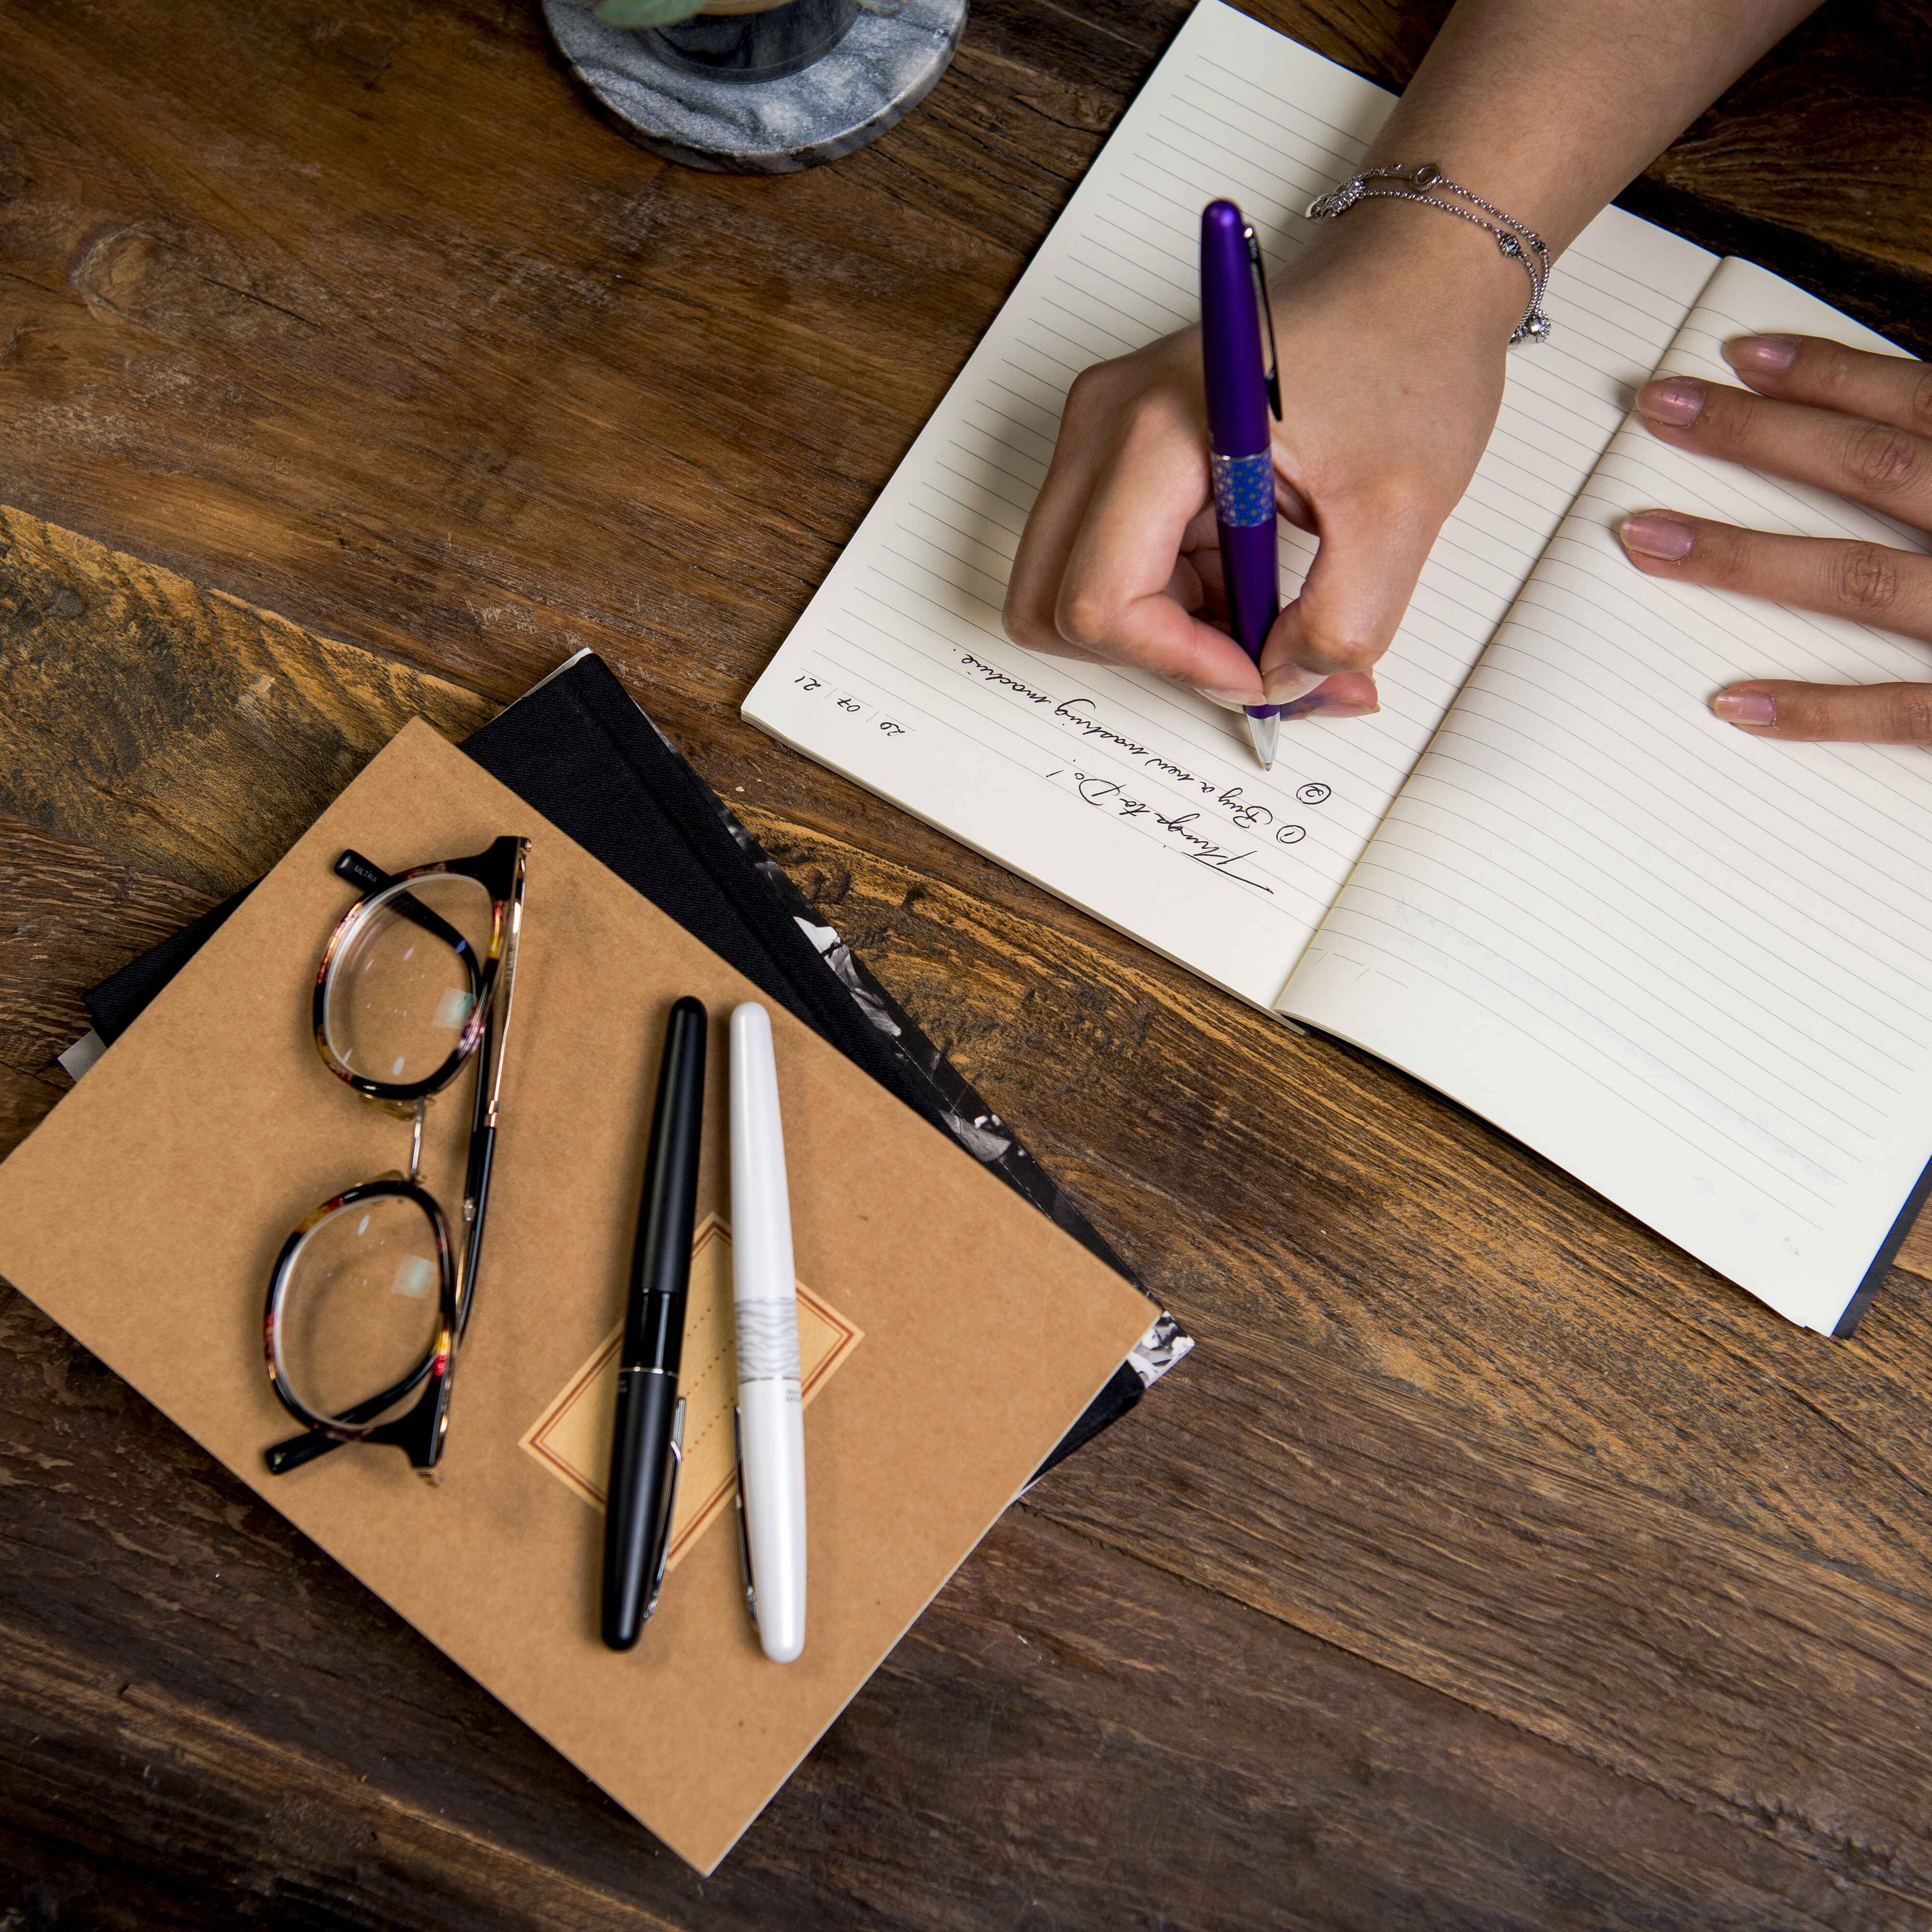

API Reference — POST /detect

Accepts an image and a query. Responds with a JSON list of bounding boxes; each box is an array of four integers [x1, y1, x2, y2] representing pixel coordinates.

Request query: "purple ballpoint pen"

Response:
[[1200, 198, 1284, 770]]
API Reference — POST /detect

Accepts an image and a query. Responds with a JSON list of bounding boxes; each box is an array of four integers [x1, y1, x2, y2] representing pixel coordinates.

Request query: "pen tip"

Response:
[[1246, 711, 1278, 771]]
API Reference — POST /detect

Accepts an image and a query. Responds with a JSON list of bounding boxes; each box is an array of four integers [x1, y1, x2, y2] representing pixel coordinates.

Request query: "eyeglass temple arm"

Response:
[[456, 1010, 498, 1345], [460, 852, 524, 1334]]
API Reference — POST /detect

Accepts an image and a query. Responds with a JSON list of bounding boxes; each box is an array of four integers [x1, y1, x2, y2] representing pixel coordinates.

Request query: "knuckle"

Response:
[[1909, 365, 1932, 437], [1060, 361, 1127, 430], [1797, 337, 1850, 400], [1303, 634, 1382, 674], [1846, 423, 1919, 495], [1115, 398, 1190, 464], [1001, 591, 1047, 650], [1719, 387, 1766, 445], [1054, 582, 1117, 649], [1832, 542, 1902, 615], [1063, 364, 1106, 415], [1895, 683, 1932, 744]]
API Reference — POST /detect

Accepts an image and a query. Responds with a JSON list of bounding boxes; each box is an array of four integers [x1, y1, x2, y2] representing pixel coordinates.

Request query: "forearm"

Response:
[[1364, 0, 1822, 256]]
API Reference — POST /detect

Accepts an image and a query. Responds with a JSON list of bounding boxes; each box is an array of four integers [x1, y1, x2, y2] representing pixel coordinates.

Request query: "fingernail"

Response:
[[1713, 690, 1775, 727], [1279, 691, 1378, 722], [1198, 687, 1259, 712], [1724, 334, 1798, 375], [1261, 666, 1322, 706], [1637, 378, 1705, 427], [1619, 511, 1694, 561]]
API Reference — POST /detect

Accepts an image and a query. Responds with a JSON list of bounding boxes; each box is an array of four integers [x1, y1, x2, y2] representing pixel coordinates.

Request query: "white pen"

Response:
[[728, 1002, 807, 1664]]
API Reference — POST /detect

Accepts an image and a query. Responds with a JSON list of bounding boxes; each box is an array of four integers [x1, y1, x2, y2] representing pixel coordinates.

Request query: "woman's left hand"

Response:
[[1616, 333, 1932, 741]]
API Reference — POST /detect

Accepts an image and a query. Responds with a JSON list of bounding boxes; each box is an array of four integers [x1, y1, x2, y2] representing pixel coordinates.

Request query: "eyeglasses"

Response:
[[262, 836, 528, 1482]]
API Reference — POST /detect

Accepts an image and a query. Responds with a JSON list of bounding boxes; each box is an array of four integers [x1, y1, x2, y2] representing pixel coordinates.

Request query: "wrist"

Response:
[[1280, 193, 1532, 344]]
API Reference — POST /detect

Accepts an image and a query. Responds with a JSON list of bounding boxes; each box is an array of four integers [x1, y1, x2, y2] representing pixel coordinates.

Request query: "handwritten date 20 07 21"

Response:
[[793, 672, 908, 739], [1048, 770, 1287, 892]]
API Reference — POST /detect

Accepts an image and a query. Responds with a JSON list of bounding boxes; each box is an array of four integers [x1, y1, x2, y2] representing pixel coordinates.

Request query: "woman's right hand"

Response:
[[1002, 204, 1523, 721]]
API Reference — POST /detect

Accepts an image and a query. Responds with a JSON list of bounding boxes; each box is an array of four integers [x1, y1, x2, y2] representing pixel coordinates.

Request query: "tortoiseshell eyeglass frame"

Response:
[[262, 835, 528, 1482]]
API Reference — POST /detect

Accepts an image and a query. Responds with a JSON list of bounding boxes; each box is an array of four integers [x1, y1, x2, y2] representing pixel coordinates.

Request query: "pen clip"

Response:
[[1243, 224, 1282, 422], [732, 1403, 759, 1631], [641, 1397, 685, 1624]]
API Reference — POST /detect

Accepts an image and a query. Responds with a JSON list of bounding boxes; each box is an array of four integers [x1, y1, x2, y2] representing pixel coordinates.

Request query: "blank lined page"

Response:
[[1282, 258, 1932, 1331], [743, 0, 1713, 1011]]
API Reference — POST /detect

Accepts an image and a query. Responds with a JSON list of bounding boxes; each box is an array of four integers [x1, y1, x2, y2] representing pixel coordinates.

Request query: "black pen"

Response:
[[602, 995, 708, 1651]]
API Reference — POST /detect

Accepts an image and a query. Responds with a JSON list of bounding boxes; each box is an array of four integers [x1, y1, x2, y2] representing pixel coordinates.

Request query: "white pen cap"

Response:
[[729, 1002, 796, 1321], [729, 1001, 807, 1663]]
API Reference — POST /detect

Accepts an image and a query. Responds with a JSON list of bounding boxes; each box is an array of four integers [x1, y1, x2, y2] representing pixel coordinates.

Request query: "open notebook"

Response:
[[743, 0, 1931, 1337]]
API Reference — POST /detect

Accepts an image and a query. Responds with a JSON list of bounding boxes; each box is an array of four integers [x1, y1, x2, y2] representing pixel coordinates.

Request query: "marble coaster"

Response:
[[543, 0, 969, 173]]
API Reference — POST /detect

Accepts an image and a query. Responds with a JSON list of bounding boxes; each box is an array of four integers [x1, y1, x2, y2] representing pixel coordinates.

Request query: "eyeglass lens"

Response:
[[321, 873, 496, 1087], [275, 1193, 445, 1426]]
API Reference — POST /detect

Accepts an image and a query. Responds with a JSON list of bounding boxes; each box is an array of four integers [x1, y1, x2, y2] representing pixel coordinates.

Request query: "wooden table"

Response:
[[4, 1, 1932, 1923]]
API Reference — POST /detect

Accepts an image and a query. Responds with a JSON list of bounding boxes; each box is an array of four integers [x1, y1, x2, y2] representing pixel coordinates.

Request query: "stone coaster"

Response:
[[543, 0, 969, 173]]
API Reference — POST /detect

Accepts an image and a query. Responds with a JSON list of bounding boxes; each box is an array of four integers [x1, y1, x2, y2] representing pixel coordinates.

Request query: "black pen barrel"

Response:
[[602, 996, 708, 1651]]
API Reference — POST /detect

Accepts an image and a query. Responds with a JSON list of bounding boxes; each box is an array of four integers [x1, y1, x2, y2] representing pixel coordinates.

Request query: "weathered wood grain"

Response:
[[0, 1063, 60, 1159], [1042, 1307, 1932, 1904], [0, 808, 215, 1079], [0, 1284, 1910, 1930], [1900, 1215, 1932, 1279], [0, 506, 491, 899]]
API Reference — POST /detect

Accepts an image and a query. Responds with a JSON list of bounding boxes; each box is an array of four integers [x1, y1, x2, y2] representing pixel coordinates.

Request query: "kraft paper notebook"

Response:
[[0, 720, 1154, 1874], [744, 0, 1932, 1338]]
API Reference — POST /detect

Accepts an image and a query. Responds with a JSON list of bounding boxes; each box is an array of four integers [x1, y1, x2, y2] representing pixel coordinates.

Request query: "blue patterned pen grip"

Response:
[[1210, 450, 1277, 529]]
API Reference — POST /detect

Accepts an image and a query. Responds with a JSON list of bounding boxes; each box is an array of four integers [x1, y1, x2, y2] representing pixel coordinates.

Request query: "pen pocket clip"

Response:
[[642, 1396, 685, 1623], [732, 1403, 758, 1631], [1242, 222, 1282, 422]]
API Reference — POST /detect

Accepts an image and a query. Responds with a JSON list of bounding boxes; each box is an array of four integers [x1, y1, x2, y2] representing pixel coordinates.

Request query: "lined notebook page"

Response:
[[1283, 259, 1932, 1331], [743, 0, 1713, 1010]]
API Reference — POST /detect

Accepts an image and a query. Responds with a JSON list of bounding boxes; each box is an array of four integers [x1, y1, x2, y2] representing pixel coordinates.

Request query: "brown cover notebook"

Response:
[[0, 719, 1154, 1872]]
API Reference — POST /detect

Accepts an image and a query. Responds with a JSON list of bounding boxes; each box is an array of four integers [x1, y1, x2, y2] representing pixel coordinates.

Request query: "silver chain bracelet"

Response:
[[1305, 162, 1552, 346]]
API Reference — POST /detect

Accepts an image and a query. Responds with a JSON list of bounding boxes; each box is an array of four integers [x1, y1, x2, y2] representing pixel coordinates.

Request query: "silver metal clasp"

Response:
[[641, 1397, 685, 1624], [732, 1404, 759, 1631], [1242, 223, 1282, 421]]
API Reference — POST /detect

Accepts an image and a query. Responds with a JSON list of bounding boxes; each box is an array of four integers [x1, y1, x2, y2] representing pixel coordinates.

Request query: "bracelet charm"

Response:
[[1306, 162, 1553, 346]]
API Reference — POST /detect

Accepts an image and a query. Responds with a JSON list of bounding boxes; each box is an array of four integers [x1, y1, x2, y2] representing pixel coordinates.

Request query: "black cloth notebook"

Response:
[[85, 653, 1191, 1472]]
